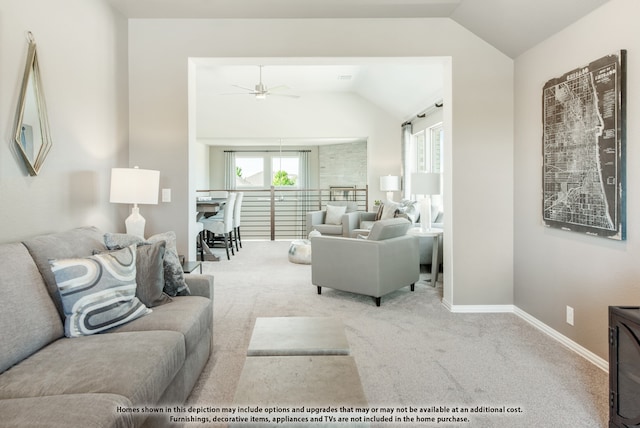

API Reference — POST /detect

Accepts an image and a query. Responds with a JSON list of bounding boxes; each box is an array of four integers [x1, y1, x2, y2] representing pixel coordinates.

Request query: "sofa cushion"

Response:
[[135, 241, 172, 308], [23, 226, 108, 318], [367, 218, 411, 241], [50, 245, 151, 338], [112, 296, 212, 355], [0, 243, 64, 374], [360, 220, 376, 230], [313, 224, 343, 236], [0, 394, 135, 428], [0, 330, 185, 408]]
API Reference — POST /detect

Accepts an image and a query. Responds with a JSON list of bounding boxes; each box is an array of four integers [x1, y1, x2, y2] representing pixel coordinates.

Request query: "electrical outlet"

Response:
[[162, 188, 171, 203], [566, 306, 574, 326]]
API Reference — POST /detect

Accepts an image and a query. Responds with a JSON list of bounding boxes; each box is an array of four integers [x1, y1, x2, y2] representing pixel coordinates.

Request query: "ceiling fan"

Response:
[[225, 66, 300, 100]]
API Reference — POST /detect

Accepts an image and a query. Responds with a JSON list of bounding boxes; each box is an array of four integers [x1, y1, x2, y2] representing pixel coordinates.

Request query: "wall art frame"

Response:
[[542, 50, 627, 240], [13, 32, 53, 176]]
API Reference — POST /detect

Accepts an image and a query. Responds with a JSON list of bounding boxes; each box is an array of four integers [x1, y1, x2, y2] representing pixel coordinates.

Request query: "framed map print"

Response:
[[542, 50, 627, 240]]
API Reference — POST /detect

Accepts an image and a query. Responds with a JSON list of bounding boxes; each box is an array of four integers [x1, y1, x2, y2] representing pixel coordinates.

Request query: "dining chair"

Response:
[[199, 192, 236, 260], [232, 192, 244, 251]]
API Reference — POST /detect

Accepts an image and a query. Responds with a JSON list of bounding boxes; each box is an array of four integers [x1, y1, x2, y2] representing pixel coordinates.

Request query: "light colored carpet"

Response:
[[186, 240, 608, 427]]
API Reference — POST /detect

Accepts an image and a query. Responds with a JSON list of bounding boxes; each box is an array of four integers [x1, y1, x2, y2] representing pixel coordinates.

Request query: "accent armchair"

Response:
[[306, 201, 361, 237], [311, 218, 420, 306]]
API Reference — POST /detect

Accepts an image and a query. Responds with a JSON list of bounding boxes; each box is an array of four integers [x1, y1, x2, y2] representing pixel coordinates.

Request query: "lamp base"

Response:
[[386, 191, 395, 203], [419, 197, 432, 232], [125, 206, 146, 238]]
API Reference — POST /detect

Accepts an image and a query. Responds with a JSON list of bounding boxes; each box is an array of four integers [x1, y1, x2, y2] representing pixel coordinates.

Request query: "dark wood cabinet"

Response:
[[609, 306, 640, 428]]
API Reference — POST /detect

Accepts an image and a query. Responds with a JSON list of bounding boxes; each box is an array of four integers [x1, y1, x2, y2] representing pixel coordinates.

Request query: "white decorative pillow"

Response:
[[380, 202, 399, 220], [325, 205, 347, 225], [50, 245, 151, 338]]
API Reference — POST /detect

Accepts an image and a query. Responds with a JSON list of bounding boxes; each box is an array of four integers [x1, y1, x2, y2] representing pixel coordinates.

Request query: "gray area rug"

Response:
[[186, 240, 608, 427]]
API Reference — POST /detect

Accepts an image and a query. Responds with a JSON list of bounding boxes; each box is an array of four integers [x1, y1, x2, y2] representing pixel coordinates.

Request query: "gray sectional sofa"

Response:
[[0, 227, 214, 428]]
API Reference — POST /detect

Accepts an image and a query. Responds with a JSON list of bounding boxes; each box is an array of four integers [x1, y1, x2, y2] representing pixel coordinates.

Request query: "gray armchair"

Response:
[[306, 201, 360, 237], [311, 218, 420, 306]]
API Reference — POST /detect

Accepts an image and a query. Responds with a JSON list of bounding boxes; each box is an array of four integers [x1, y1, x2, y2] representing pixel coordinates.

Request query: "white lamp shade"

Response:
[[379, 175, 400, 192], [110, 168, 160, 205], [411, 172, 440, 195]]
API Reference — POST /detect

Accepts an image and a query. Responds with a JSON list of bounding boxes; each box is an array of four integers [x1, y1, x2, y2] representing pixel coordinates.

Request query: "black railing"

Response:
[[197, 187, 369, 240]]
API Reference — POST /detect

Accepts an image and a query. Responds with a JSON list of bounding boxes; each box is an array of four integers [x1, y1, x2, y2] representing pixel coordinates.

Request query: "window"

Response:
[[430, 124, 443, 173], [234, 153, 301, 189], [271, 156, 299, 187], [414, 123, 442, 173], [235, 156, 264, 188]]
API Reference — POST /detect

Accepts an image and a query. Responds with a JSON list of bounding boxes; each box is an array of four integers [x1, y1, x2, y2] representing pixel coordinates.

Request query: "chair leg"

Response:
[[410, 283, 415, 292], [199, 232, 204, 262], [229, 232, 235, 256], [317, 286, 322, 295], [222, 234, 230, 260], [233, 228, 239, 252], [375, 297, 381, 307], [236, 226, 242, 248]]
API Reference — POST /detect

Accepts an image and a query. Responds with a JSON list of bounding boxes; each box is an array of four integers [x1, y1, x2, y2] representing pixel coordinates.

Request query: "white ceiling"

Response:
[[195, 59, 446, 126], [106, 0, 609, 58], [107, 0, 609, 143]]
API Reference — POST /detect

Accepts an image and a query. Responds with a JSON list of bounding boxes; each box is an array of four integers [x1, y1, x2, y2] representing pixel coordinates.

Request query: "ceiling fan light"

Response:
[[255, 93, 267, 100]]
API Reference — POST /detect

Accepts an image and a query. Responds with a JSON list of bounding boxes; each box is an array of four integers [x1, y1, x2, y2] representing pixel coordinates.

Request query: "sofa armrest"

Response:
[[306, 210, 326, 235], [184, 274, 214, 300], [342, 211, 361, 237]]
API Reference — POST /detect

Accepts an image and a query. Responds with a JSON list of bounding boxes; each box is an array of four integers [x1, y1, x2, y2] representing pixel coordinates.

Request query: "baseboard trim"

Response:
[[447, 303, 516, 313], [513, 307, 609, 373], [441, 302, 608, 373]]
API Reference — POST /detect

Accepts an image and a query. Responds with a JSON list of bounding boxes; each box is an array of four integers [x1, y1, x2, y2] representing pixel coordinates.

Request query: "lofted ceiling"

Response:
[[107, 0, 610, 143], [106, 0, 609, 58], [194, 58, 446, 131]]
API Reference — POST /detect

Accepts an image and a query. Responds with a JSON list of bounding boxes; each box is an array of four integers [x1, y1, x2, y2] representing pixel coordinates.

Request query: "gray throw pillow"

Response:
[[146, 231, 190, 297], [136, 241, 172, 307], [104, 231, 191, 297]]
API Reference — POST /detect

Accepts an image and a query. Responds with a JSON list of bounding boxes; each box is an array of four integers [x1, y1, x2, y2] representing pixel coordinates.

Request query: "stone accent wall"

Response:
[[318, 141, 367, 189]]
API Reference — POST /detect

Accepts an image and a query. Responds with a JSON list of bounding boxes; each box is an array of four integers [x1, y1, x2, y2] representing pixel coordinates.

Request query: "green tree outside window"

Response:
[[272, 170, 295, 186]]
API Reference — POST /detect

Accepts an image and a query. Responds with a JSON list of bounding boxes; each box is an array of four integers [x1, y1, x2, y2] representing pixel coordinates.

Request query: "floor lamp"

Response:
[[379, 175, 400, 202], [110, 166, 160, 238], [411, 172, 441, 232]]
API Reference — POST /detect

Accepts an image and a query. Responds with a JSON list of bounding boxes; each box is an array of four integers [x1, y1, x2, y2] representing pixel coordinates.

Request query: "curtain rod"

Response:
[[403, 100, 444, 126], [224, 149, 312, 153]]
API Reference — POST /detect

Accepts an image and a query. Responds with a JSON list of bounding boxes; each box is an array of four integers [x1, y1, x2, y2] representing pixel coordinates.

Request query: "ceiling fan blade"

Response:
[[231, 84, 255, 92], [267, 85, 289, 92], [268, 93, 301, 98], [219, 92, 259, 96]]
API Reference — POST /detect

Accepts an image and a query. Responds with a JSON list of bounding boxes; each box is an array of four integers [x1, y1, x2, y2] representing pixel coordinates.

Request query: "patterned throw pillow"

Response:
[[104, 231, 191, 297], [50, 245, 151, 338], [374, 203, 385, 221]]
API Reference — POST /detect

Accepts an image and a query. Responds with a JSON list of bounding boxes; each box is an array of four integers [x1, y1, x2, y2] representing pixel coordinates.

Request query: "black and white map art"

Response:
[[542, 50, 626, 240]]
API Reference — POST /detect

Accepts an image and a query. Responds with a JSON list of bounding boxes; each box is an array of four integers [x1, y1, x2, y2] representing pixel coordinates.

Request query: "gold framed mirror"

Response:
[[13, 32, 52, 176]]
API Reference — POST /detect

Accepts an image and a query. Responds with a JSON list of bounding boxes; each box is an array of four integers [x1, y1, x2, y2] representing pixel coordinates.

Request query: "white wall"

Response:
[[127, 18, 514, 307], [0, 0, 128, 243], [514, 0, 639, 359]]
